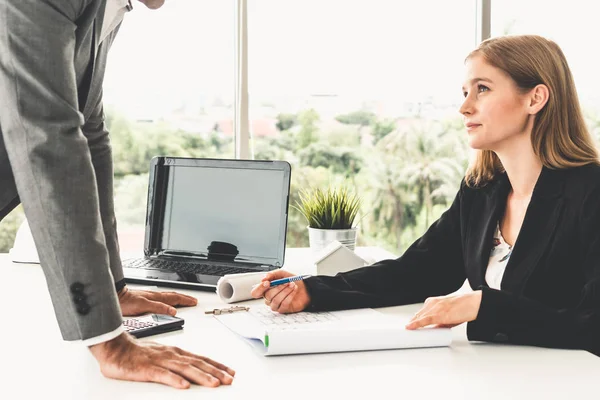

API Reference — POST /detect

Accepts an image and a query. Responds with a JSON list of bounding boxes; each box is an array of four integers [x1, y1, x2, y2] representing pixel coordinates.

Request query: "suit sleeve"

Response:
[[467, 185, 600, 356], [82, 92, 124, 286], [0, 0, 122, 340], [304, 183, 468, 311], [81, 24, 126, 288]]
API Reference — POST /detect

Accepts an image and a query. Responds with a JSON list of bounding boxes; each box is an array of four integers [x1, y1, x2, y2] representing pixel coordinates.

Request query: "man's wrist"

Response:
[[82, 325, 125, 347], [115, 279, 127, 295], [89, 332, 133, 359]]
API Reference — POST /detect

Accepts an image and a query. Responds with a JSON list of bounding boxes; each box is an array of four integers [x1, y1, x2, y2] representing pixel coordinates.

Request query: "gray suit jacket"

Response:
[[0, 0, 125, 340]]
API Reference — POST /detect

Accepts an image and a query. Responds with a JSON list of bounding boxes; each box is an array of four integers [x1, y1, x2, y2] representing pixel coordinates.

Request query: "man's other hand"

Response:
[[89, 333, 235, 389], [118, 286, 198, 317]]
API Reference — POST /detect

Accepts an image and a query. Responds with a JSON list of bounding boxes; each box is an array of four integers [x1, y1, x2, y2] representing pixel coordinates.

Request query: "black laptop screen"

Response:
[[153, 160, 289, 266]]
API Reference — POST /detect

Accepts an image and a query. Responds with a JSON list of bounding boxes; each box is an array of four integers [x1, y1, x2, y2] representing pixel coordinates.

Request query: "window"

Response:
[[0, 1, 483, 256], [104, 1, 235, 254], [492, 1, 600, 116], [248, 0, 477, 253]]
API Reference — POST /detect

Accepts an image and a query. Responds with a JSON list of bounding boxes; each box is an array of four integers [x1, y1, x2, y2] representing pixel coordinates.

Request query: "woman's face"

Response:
[[460, 55, 532, 151]]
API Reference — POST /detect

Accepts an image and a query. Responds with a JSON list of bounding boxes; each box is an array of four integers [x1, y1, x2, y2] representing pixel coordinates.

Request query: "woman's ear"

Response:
[[528, 84, 549, 115]]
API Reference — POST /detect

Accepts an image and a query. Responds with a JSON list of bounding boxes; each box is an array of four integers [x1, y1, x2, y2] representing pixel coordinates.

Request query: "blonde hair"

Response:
[[464, 35, 600, 188]]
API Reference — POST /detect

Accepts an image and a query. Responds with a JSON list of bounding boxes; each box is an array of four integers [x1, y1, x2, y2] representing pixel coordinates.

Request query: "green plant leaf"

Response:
[[294, 185, 362, 229]]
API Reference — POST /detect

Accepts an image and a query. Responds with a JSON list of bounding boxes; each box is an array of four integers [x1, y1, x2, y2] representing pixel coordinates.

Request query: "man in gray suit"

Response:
[[0, 0, 235, 389]]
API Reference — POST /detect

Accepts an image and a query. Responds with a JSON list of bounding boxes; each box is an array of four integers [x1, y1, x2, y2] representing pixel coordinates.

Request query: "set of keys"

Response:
[[205, 305, 250, 315]]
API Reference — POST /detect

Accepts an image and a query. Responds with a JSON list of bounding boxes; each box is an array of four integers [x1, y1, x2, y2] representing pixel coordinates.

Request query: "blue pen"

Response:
[[269, 275, 311, 287]]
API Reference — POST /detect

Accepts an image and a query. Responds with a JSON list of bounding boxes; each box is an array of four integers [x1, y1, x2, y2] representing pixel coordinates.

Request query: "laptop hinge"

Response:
[[157, 250, 269, 267]]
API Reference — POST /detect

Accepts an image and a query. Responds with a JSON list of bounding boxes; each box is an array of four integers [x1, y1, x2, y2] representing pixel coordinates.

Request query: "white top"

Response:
[[485, 222, 513, 290], [100, 0, 131, 44]]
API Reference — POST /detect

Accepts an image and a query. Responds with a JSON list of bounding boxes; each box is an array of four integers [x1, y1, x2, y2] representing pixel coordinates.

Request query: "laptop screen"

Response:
[[147, 158, 290, 267]]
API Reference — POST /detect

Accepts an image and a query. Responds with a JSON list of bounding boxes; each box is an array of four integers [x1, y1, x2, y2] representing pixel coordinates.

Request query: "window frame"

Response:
[[233, 0, 491, 160]]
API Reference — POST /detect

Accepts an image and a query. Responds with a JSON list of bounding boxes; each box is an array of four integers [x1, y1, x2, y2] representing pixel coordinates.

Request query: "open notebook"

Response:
[[213, 305, 453, 356]]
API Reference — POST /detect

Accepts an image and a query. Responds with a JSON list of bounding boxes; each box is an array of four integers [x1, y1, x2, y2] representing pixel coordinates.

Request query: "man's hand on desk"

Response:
[[405, 290, 482, 330], [89, 333, 235, 389], [118, 286, 198, 317], [251, 270, 311, 313]]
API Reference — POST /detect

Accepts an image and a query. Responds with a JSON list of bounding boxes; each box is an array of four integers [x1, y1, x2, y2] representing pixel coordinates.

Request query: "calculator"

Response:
[[122, 314, 185, 338]]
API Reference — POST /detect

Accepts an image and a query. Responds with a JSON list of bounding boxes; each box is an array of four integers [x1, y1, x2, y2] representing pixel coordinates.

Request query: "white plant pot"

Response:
[[308, 227, 357, 254]]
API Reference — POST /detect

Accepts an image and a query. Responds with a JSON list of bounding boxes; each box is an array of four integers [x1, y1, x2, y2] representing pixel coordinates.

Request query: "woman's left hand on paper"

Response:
[[405, 290, 482, 330]]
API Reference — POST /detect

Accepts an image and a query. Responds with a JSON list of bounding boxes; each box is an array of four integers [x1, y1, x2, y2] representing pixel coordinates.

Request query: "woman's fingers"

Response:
[[278, 285, 299, 313], [405, 314, 437, 330], [406, 301, 452, 329], [250, 282, 268, 298], [251, 280, 277, 299], [407, 301, 443, 329], [262, 284, 291, 305], [408, 303, 433, 323], [268, 282, 296, 311], [406, 294, 479, 330], [432, 323, 458, 329], [251, 270, 294, 298]]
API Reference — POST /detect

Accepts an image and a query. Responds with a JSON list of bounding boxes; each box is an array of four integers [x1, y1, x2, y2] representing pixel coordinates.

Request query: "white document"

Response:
[[213, 305, 453, 356], [216, 271, 268, 303]]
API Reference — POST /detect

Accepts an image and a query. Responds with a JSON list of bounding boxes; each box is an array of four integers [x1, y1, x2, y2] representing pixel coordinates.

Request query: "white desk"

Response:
[[1, 250, 599, 399]]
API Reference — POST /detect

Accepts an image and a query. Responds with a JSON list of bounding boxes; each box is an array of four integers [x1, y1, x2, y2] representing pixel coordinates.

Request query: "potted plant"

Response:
[[294, 186, 362, 253]]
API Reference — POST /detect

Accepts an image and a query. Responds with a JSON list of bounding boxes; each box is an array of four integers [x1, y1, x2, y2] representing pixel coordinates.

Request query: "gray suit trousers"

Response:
[[0, 0, 123, 340]]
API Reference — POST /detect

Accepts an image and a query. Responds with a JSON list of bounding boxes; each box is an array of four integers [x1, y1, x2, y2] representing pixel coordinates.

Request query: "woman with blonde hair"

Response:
[[252, 35, 600, 355]]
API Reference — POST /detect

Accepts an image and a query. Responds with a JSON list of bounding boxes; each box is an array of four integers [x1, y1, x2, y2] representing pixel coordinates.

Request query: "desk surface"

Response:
[[1, 249, 599, 399]]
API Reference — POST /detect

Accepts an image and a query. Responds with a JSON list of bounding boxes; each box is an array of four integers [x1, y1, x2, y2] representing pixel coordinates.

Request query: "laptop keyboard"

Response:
[[123, 258, 265, 276]]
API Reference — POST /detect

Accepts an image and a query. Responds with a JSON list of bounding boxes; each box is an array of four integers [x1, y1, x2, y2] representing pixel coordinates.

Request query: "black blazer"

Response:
[[304, 164, 600, 355]]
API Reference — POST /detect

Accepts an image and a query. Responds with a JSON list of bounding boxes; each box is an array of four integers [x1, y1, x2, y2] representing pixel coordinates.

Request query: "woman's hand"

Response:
[[250, 270, 311, 313], [405, 290, 482, 330]]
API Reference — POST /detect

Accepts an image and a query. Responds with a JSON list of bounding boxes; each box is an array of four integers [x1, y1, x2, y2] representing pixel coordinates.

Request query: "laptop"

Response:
[[122, 156, 291, 290]]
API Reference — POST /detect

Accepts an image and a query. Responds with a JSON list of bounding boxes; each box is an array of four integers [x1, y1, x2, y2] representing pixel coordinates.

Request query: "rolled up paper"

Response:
[[216, 271, 268, 303]]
